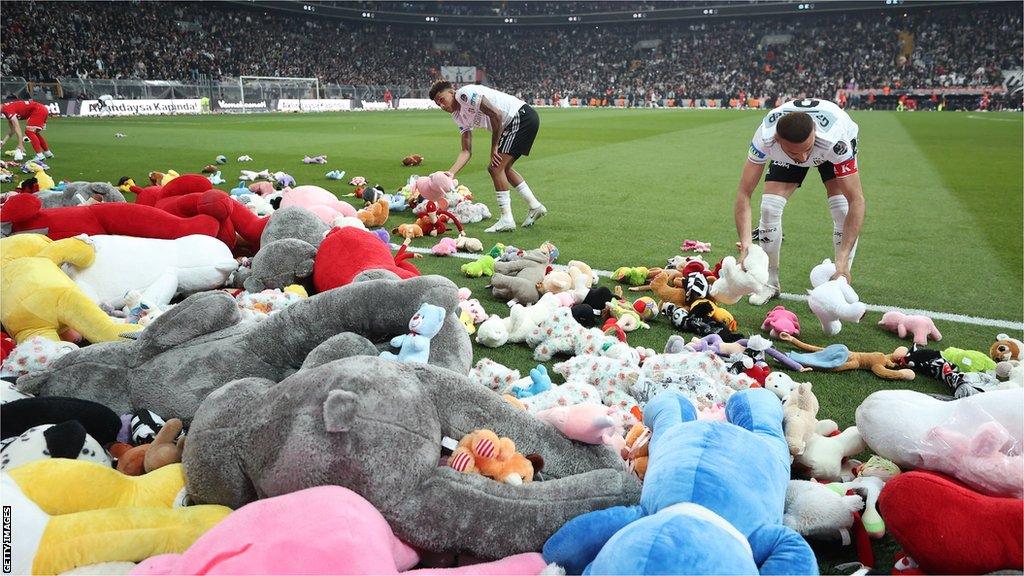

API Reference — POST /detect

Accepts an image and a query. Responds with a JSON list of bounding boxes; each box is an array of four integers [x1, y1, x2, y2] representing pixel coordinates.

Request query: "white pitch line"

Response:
[[966, 115, 1021, 122], [397, 244, 1024, 331]]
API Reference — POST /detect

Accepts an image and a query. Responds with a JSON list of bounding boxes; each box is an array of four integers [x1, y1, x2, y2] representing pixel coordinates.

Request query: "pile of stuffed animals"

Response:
[[0, 157, 1021, 576]]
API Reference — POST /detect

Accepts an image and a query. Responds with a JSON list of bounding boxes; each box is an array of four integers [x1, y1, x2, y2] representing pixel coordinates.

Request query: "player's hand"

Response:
[[830, 264, 852, 284], [735, 241, 750, 269], [490, 148, 502, 168]]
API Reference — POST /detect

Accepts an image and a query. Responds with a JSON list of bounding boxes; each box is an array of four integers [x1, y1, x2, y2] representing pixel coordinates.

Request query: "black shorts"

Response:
[[498, 104, 539, 158], [765, 138, 858, 187]]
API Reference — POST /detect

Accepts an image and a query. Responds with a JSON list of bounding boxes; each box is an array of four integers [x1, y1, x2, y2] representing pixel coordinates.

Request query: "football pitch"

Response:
[[5, 107, 1022, 569]]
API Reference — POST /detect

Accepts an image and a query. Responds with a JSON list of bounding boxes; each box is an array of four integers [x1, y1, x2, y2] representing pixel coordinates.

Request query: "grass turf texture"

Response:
[[5, 108, 1022, 572]]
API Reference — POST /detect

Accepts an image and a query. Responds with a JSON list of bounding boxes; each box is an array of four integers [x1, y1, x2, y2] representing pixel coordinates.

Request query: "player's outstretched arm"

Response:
[[734, 159, 766, 261], [832, 172, 865, 283], [449, 131, 473, 175]]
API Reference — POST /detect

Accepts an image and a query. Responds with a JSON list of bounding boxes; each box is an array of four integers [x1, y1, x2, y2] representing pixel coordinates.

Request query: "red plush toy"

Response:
[[0, 331, 14, 363], [879, 471, 1023, 574], [313, 226, 420, 292], [131, 173, 213, 206], [0, 193, 222, 240]]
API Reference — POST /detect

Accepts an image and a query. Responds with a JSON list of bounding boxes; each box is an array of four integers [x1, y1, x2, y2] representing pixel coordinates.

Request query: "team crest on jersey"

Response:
[[833, 141, 848, 156], [460, 94, 467, 102]]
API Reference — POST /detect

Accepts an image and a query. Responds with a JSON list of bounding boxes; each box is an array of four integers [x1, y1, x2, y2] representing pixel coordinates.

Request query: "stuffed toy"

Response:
[[313, 227, 420, 292], [461, 255, 495, 278], [238, 169, 270, 182], [536, 403, 623, 446], [0, 193, 225, 240], [457, 288, 488, 324], [628, 352, 755, 414], [0, 421, 110, 471], [22, 161, 54, 191], [663, 302, 734, 339], [468, 358, 521, 393], [274, 171, 296, 188], [237, 155, 252, 162], [182, 355, 642, 558], [612, 266, 650, 286], [327, 169, 346, 180], [728, 335, 807, 372], [108, 418, 185, 476], [940, 346, 997, 373], [780, 333, 915, 381], [879, 471, 1023, 575], [526, 308, 619, 362], [380, 303, 447, 364], [490, 255, 548, 305], [806, 259, 866, 335], [649, 271, 688, 307], [709, 244, 774, 305], [302, 154, 328, 164], [509, 365, 552, 399], [1, 395, 121, 446], [991, 333, 1024, 362], [448, 429, 539, 485], [503, 296, 560, 344], [996, 360, 1024, 387], [279, 185, 357, 225], [133, 486, 548, 576], [543, 389, 817, 574], [431, 237, 458, 256], [207, 171, 225, 185], [37, 181, 126, 208], [622, 423, 650, 479], [1, 336, 77, 377], [248, 181, 277, 197], [215, 155, 227, 165], [764, 371, 802, 401], [357, 198, 390, 228], [403, 154, 425, 166], [762, 305, 800, 337], [784, 479, 865, 541], [856, 388, 1023, 498], [202, 165, 218, 175], [21, 273, 473, 423], [680, 239, 712, 253], [455, 235, 483, 253], [891, 345, 990, 398], [451, 200, 492, 224], [784, 382, 865, 480], [1, 235, 143, 344], [66, 234, 237, 308], [233, 192, 275, 217], [3, 465, 229, 575], [877, 311, 942, 346], [475, 315, 509, 348]]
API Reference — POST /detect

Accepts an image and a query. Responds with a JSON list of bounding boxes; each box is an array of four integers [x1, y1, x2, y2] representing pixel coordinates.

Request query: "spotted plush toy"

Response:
[[0, 422, 110, 471], [526, 307, 618, 361]]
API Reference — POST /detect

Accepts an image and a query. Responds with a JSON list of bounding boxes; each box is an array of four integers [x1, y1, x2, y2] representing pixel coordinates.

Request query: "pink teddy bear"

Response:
[[761, 305, 800, 338], [431, 237, 458, 256], [878, 311, 942, 346], [457, 288, 489, 324], [279, 185, 357, 225]]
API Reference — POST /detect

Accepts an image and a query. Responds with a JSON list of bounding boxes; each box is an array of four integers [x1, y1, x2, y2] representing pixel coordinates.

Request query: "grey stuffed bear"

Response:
[[489, 251, 548, 305], [18, 272, 472, 422], [233, 206, 328, 291], [36, 181, 126, 208], [184, 355, 642, 558]]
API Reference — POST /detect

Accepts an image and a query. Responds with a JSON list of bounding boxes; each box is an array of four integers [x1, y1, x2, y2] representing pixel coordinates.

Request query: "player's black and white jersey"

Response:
[[451, 84, 526, 133], [748, 98, 859, 174]]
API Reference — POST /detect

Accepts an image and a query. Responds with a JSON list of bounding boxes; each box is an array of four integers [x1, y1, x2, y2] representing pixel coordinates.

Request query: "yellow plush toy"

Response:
[[0, 234, 143, 343], [24, 161, 55, 191], [5, 461, 230, 575]]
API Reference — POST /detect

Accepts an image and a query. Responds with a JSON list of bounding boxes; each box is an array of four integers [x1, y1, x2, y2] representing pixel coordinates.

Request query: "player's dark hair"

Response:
[[429, 79, 452, 100], [777, 112, 814, 143]]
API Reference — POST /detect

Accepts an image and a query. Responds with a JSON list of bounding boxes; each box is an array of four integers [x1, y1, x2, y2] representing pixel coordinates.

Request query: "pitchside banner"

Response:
[[1002, 69, 1023, 96], [214, 100, 271, 112], [441, 66, 477, 84], [277, 99, 351, 112], [78, 99, 202, 116]]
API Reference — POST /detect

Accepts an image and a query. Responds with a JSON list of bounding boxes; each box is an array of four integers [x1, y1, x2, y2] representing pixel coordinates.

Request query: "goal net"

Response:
[[239, 76, 320, 111]]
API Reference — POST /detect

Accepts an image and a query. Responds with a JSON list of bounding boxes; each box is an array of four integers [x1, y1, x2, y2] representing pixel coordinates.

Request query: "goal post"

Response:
[[239, 76, 320, 111]]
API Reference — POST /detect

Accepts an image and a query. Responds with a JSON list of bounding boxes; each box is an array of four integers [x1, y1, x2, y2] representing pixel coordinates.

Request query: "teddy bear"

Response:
[[543, 389, 817, 574], [356, 199, 390, 228], [806, 259, 866, 335], [380, 303, 447, 364], [877, 311, 942, 346], [762, 305, 800, 337], [182, 355, 642, 559], [763, 371, 802, 401], [991, 333, 1023, 362], [19, 272, 472, 423], [474, 315, 509, 348], [279, 185, 358, 225], [709, 244, 774, 305], [526, 308, 619, 362], [489, 253, 549, 305], [448, 429, 540, 485], [455, 235, 483, 253], [783, 479, 865, 541], [109, 417, 186, 476], [784, 382, 866, 481], [456, 288, 488, 325], [402, 154, 424, 166], [1, 235, 143, 344]]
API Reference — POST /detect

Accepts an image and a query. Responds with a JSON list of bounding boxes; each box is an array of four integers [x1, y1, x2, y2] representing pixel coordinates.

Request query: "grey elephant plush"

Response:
[[36, 181, 126, 208], [18, 272, 472, 422], [184, 355, 642, 558], [233, 206, 328, 291]]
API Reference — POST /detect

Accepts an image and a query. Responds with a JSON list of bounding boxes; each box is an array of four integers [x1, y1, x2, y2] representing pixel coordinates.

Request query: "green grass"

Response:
[[5, 108, 1022, 572]]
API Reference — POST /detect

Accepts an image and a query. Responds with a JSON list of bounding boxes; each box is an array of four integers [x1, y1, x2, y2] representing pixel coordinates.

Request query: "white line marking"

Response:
[[966, 115, 1021, 122], [397, 243, 1024, 331]]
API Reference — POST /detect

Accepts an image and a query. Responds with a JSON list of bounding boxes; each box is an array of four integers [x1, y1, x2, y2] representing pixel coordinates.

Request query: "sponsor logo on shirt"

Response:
[[834, 157, 858, 177], [749, 144, 767, 160]]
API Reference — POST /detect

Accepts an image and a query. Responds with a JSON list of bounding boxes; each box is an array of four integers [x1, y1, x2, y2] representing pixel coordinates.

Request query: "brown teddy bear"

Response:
[[402, 154, 424, 166], [448, 429, 540, 485], [990, 333, 1023, 362], [782, 382, 818, 456], [109, 419, 186, 476]]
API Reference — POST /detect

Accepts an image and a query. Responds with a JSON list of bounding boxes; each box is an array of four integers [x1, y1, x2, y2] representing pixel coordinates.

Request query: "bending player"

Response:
[[430, 80, 546, 232], [1, 96, 52, 161], [733, 97, 865, 304]]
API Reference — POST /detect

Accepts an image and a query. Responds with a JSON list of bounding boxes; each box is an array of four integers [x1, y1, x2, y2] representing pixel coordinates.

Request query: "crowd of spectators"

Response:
[[2, 0, 1019, 104]]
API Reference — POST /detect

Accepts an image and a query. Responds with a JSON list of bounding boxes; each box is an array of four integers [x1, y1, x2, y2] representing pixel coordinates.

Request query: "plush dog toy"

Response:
[[543, 389, 817, 574], [781, 333, 915, 381], [877, 311, 942, 346], [806, 258, 866, 335], [1, 235, 143, 344], [879, 471, 1024, 575]]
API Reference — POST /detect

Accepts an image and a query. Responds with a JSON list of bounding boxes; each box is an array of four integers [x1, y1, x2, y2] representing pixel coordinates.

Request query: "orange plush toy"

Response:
[[622, 424, 651, 480], [448, 429, 539, 485]]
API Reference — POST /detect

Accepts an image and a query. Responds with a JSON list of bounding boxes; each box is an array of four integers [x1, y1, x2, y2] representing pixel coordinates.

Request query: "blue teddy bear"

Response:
[[380, 302, 447, 364], [543, 388, 818, 575], [511, 365, 552, 399]]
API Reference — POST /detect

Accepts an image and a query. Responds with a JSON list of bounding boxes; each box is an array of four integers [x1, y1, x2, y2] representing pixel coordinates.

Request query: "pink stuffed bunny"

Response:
[[762, 305, 800, 338], [132, 486, 548, 575], [878, 311, 942, 346]]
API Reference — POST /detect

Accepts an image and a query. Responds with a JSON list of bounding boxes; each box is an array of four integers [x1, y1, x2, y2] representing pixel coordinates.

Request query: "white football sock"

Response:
[[515, 181, 541, 209], [757, 194, 787, 287], [496, 190, 513, 220], [828, 195, 858, 267]]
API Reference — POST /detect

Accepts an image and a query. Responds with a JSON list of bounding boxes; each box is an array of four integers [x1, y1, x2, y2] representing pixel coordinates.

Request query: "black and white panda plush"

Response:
[[0, 421, 110, 471]]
